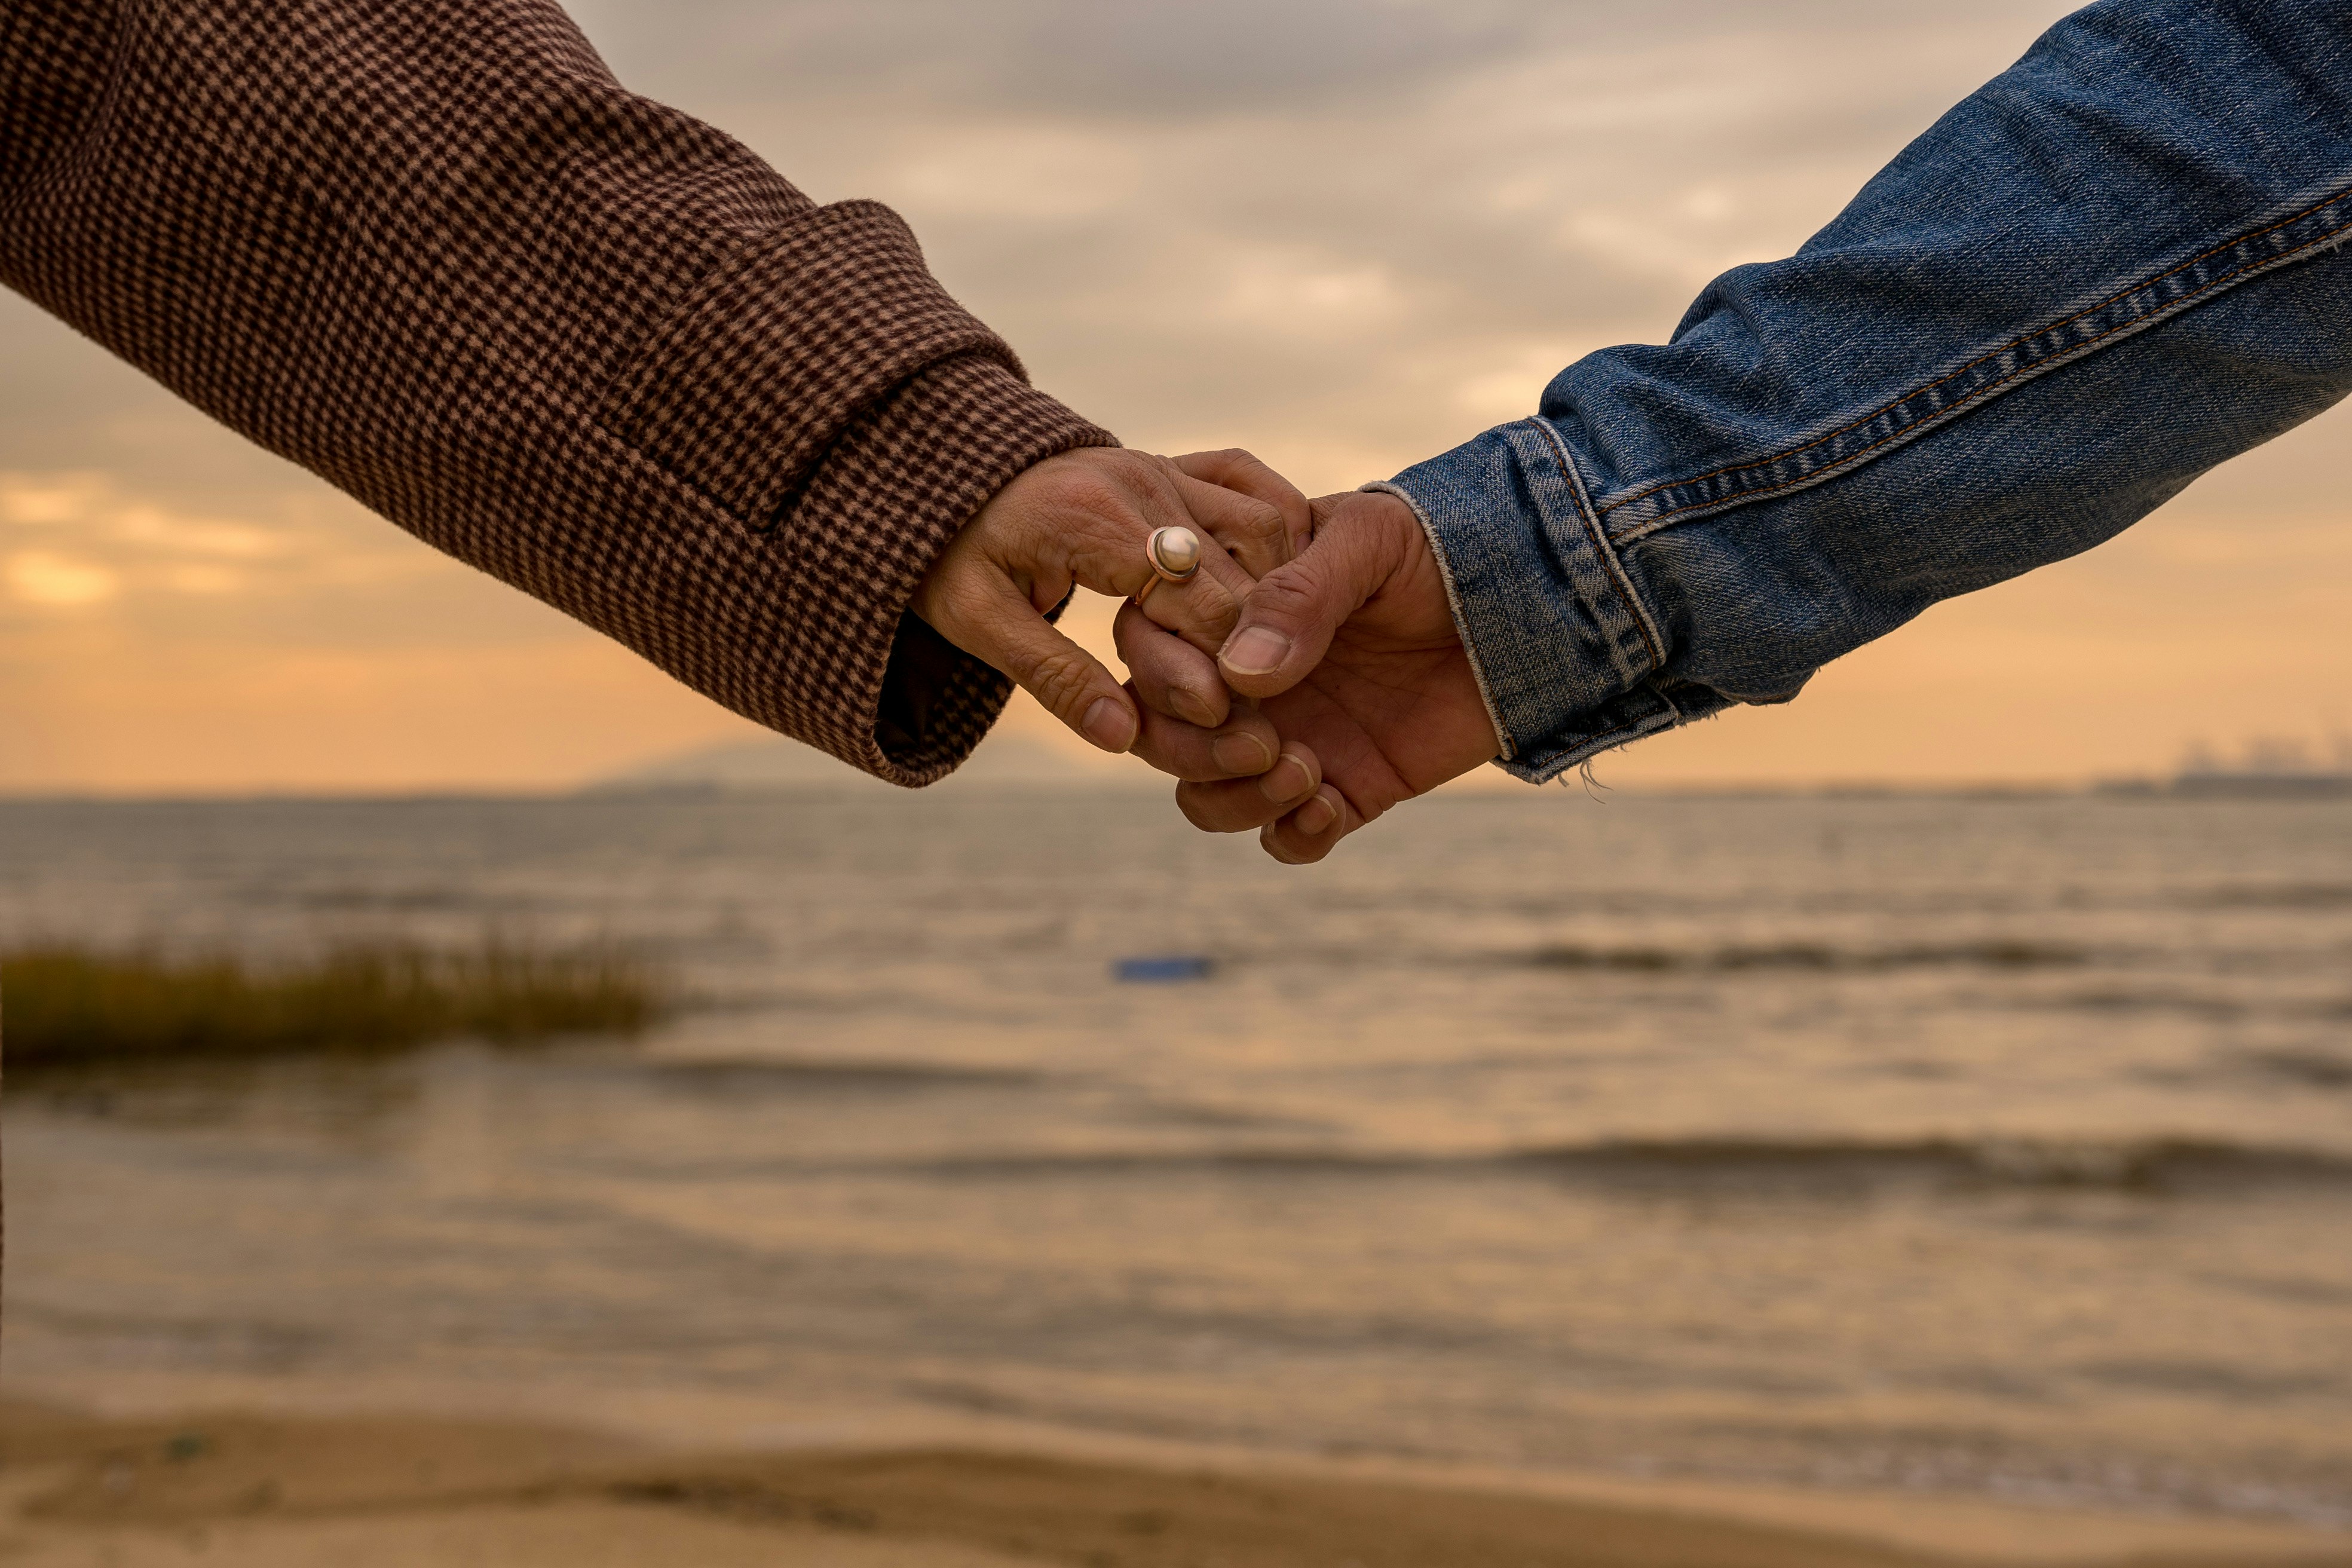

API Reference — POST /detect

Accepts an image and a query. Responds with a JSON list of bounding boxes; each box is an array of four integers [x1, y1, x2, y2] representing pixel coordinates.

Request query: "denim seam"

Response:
[[1598, 180, 2352, 543], [1359, 480, 1515, 762], [1506, 698, 1684, 787], [1611, 185, 2352, 507], [1529, 416, 1665, 673]]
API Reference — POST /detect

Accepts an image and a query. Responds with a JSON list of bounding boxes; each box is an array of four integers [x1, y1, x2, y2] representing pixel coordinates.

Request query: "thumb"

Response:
[[1216, 495, 1404, 699]]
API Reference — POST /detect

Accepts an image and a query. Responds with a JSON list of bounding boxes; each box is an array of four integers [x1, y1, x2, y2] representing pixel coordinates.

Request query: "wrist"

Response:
[[1355, 480, 1507, 757]]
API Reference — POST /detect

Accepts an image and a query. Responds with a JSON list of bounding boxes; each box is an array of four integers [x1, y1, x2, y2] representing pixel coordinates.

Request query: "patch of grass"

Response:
[[0, 942, 666, 1070]]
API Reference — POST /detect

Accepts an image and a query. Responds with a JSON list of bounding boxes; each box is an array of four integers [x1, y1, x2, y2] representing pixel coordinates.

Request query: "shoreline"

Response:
[[2, 1395, 2345, 1567]]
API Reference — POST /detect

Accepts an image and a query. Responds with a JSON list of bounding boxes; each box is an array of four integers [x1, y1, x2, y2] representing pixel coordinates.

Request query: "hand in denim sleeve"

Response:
[[1130, 488, 1496, 862], [1148, 0, 2352, 860]]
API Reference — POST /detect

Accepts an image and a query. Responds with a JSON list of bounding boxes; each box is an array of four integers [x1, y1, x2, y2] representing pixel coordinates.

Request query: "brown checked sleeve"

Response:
[[0, 0, 1115, 783]]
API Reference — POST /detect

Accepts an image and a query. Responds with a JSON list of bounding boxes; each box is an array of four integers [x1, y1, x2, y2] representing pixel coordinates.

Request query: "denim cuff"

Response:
[[1379, 419, 1685, 783]]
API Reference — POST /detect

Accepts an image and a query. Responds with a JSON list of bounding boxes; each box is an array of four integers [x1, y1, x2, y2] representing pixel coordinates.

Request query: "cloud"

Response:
[[5, 550, 119, 608], [2, 0, 2345, 792], [0, 470, 381, 607], [0, 473, 109, 527], [577, 0, 2069, 123], [573, 0, 1539, 117], [655, 1, 2078, 497]]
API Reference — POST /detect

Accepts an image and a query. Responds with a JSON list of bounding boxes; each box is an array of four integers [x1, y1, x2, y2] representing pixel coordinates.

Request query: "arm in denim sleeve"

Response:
[[1386, 0, 2352, 782]]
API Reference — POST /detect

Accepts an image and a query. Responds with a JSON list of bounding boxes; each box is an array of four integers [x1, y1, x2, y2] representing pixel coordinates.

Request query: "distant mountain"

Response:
[[2097, 734, 2352, 799], [590, 730, 1155, 795]]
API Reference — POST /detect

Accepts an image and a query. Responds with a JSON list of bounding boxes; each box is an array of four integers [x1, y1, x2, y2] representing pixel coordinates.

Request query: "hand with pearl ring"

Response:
[[911, 446, 1312, 782]]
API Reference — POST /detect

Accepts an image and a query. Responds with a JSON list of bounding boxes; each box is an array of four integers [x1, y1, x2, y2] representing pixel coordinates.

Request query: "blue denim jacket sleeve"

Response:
[[1385, 0, 2352, 783]]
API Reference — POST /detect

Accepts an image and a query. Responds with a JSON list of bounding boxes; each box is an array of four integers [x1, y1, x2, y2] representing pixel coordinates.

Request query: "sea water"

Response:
[[1, 789, 2347, 1521]]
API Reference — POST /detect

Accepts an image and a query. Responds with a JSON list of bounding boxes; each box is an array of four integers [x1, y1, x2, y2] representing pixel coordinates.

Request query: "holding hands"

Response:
[[917, 451, 1501, 863], [910, 447, 1301, 759]]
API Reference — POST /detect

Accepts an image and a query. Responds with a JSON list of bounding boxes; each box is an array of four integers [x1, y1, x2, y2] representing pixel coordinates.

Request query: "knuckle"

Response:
[[1196, 569, 1244, 616], [1024, 647, 1100, 715], [1246, 565, 1321, 627], [1179, 579, 1242, 644]]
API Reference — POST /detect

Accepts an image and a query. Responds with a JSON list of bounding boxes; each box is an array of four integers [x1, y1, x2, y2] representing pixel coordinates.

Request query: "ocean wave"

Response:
[[904, 1135, 2352, 1194], [1505, 1135, 2352, 1191], [2236, 1048, 2352, 1088], [1527, 940, 2090, 973], [2020, 990, 2352, 1025], [2187, 883, 2352, 910], [647, 1057, 1042, 1092]]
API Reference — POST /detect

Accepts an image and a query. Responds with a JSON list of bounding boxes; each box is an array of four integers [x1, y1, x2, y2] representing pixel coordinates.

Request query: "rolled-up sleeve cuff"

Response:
[[1379, 419, 1686, 784]]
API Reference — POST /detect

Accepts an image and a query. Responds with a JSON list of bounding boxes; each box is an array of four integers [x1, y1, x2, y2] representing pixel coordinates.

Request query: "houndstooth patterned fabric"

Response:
[[0, 0, 1116, 784]]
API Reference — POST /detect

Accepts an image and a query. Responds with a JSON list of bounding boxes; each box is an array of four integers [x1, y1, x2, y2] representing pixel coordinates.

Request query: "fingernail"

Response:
[[1221, 626, 1291, 676], [1296, 788, 1340, 834], [1082, 696, 1135, 752], [1260, 755, 1312, 804], [1211, 731, 1273, 776], [1174, 687, 1220, 727]]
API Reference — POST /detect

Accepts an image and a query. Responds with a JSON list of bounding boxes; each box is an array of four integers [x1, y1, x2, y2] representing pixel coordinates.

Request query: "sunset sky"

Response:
[[4, 0, 2347, 795]]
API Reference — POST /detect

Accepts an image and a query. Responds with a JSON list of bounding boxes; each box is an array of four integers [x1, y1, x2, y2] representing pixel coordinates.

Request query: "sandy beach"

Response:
[[9, 797, 2352, 1559], [2, 1398, 2347, 1568]]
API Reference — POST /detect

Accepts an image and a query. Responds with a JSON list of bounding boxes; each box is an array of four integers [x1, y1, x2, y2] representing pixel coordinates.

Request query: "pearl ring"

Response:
[[1132, 525, 1202, 608]]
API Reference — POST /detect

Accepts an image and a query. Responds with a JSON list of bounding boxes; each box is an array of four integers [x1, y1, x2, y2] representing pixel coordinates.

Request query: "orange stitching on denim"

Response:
[[1600, 184, 2352, 519], [1533, 418, 1664, 672], [1615, 211, 2352, 536]]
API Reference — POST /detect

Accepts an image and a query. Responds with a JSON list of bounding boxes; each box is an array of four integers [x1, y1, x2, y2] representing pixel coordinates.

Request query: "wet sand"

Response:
[[2, 1399, 2346, 1568]]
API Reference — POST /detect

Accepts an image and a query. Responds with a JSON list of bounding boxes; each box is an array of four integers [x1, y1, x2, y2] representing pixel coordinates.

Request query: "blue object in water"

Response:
[[1114, 955, 1214, 983]]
